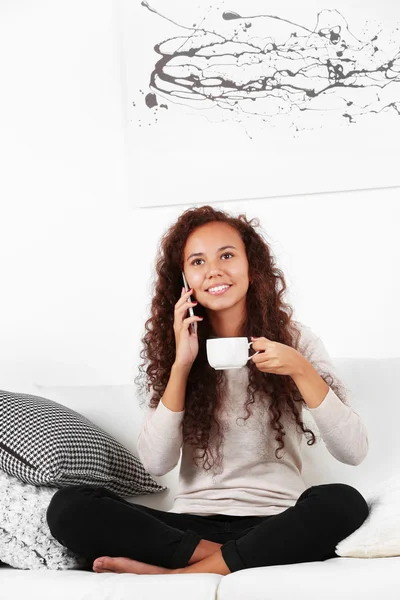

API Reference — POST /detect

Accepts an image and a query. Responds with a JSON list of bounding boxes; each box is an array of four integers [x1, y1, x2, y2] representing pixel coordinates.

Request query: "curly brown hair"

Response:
[[136, 205, 346, 472]]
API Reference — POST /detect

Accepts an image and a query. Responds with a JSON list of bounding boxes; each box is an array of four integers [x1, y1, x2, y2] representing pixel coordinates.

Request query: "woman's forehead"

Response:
[[185, 222, 243, 251]]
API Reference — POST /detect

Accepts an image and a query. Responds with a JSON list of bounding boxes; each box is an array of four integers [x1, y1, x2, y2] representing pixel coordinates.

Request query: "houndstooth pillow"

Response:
[[0, 389, 165, 496]]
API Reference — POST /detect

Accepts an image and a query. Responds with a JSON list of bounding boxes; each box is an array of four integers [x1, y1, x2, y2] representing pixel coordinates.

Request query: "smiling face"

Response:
[[183, 221, 250, 325]]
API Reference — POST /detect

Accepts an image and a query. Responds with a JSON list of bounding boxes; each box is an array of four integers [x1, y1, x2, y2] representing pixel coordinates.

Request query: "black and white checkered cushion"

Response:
[[0, 389, 165, 496]]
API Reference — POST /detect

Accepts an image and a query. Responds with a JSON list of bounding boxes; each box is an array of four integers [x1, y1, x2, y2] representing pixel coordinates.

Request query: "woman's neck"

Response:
[[207, 306, 247, 338]]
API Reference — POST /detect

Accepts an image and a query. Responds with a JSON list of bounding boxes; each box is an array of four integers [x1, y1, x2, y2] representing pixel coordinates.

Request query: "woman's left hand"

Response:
[[250, 336, 307, 377]]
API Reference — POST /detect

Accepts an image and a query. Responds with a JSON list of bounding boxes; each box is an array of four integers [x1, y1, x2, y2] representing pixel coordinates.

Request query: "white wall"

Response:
[[1, 1, 399, 393]]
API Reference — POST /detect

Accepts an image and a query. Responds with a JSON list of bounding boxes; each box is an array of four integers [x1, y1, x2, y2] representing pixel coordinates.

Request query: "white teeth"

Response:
[[208, 285, 230, 293]]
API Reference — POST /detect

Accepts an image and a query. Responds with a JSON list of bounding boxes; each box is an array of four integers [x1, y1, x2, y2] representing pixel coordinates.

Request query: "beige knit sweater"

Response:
[[137, 325, 368, 516]]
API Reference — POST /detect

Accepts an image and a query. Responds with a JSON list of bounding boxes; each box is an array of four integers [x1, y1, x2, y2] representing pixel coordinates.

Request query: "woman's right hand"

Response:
[[173, 288, 203, 371]]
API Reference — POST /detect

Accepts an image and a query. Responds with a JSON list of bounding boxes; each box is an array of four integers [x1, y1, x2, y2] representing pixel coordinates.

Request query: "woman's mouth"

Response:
[[207, 284, 231, 296]]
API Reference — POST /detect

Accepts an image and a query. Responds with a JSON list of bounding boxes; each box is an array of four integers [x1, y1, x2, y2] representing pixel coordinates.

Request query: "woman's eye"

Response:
[[192, 258, 204, 266], [191, 253, 233, 266]]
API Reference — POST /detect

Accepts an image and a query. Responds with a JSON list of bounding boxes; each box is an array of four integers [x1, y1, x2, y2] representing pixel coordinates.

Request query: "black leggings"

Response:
[[46, 483, 369, 573]]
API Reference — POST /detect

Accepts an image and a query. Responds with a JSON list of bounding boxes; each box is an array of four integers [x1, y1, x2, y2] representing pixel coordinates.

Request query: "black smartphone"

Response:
[[182, 272, 197, 334]]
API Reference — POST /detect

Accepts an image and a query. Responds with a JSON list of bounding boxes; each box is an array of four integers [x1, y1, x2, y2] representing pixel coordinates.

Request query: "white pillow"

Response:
[[336, 474, 400, 558], [0, 470, 86, 570]]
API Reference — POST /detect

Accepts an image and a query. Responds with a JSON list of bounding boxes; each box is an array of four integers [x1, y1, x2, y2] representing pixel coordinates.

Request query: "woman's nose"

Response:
[[206, 266, 224, 280]]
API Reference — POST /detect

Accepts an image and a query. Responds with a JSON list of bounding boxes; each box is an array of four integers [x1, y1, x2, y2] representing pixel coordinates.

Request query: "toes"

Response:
[[93, 557, 114, 572]]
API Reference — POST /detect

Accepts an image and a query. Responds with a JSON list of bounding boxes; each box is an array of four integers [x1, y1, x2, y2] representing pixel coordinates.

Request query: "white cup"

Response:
[[206, 337, 260, 370]]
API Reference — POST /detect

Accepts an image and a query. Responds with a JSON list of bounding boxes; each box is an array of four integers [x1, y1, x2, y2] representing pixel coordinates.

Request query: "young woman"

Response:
[[47, 205, 369, 575]]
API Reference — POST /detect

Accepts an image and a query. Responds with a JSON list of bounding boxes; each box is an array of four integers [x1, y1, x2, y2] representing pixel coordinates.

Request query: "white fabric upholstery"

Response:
[[218, 557, 400, 600], [336, 473, 400, 558], [1, 358, 399, 599], [0, 568, 222, 600]]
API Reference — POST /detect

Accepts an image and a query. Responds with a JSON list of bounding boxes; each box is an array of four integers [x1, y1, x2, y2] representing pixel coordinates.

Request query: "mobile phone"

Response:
[[182, 272, 197, 334]]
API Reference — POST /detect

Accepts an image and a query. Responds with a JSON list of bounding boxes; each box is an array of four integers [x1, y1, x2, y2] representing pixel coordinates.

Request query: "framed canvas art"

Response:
[[118, 0, 400, 207]]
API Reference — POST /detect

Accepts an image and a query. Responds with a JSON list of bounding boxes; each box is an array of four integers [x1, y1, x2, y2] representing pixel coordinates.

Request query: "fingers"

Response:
[[175, 300, 198, 319], [174, 289, 201, 338], [251, 350, 276, 368], [251, 350, 283, 374], [250, 336, 269, 350], [175, 295, 195, 311], [183, 315, 203, 332], [175, 315, 202, 338], [251, 350, 267, 363], [253, 361, 280, 374], [250, 341, 272, 366], [176, 288, 195, 310]]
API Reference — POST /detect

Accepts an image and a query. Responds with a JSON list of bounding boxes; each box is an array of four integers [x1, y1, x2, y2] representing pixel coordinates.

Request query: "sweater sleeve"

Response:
[[298, 324, 369, 466], [137, 398, 185, 477]]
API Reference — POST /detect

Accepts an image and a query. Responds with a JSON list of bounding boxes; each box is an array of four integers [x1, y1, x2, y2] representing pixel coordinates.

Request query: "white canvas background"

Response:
[[119, 0, 400, 208]]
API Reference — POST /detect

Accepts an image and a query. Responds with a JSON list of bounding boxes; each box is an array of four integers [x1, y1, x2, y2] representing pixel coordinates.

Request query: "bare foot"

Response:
[[93, 556, 172, 575]]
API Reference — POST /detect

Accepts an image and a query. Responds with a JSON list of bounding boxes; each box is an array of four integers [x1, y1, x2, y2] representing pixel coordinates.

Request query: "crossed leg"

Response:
[[92, 483, 369, 576], [48, 483, 368, 576]]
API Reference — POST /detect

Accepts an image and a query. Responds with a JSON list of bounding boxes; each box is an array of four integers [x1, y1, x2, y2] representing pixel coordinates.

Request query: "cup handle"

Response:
[[247, 341, 260, 361]]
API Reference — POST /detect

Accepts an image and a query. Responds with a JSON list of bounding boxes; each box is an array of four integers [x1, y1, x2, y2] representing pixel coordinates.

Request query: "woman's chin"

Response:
[[204, 298, 237, 312]]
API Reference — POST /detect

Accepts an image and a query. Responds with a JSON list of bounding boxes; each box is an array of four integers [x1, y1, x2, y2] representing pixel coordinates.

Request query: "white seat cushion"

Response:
[[0, 565, 222, 600], [217, 557, 400, 600]]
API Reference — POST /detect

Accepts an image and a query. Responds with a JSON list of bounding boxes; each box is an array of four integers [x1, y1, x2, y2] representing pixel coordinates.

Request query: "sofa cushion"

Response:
[[336, 474, 400, 558], [217, 557, 400, 600], [0, 470, 85, 570], [0, 389, 165, 496], [0, 566, 223, 600]]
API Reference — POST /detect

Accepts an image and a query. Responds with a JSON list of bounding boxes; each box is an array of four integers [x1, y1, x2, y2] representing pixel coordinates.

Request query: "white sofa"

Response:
[[1, 358, 399, 599]]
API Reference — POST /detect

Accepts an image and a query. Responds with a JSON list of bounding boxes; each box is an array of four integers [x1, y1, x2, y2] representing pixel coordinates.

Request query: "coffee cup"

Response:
[[206, 337, 260, 370]]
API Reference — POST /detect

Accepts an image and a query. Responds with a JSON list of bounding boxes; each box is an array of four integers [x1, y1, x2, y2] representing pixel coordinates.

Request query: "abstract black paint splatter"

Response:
[[140, 2, 400, 129]]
